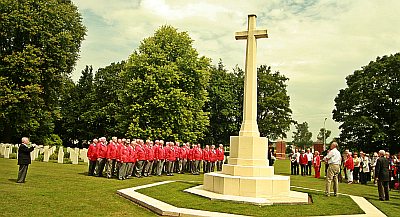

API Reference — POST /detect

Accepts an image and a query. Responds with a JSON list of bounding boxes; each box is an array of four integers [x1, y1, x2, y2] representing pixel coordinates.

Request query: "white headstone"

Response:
[[34, 148, 39, 160], [67, 147, 71, 153], [74, 148, 80, 159], [9, 145, 13, 154], [82, 148, 88, 163], [58, 147, 64, 164], [70, 150, 78, 165], [4, 147, 10, 159], [43, 146, 50, 162]]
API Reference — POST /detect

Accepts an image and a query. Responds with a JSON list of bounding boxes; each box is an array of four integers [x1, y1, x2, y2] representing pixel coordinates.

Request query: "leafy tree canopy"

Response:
[[333, 53, 400, 153], [119, 26, 211, 142], [0, 0, 86, 143]]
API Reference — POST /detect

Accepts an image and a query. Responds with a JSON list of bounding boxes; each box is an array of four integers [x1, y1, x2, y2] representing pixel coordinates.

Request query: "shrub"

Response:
[[49, 152, 58, 160], [36, 155, 44, 162], [43, 134, 63, 147], [63, 158, 72, 164], [64, 152, 70, 159], [9, 153, 17, 159], [12, 146, 18, 153]]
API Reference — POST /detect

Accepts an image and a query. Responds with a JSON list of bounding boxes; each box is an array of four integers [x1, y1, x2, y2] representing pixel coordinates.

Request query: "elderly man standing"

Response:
[[375, 150, 390, 201], [324, 142, 341, 197], [17, 137, 37, 183]]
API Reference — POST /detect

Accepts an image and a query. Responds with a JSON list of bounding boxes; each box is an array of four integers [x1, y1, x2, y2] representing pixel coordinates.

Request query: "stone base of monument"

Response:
[[198, 172, 309, 205]]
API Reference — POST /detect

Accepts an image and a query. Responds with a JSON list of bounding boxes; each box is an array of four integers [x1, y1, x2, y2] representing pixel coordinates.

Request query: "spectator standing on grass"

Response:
[[299, 150, 308, 176], [360, 152, 370, 184], [17, 137, 37, 183], [306, 149, 313, 176], [344, 152, 354, 184], [96, 137, 108, 177], [324, 142, 341, 197], [216, 144, 225, 171], [353, 152, 361, 184], [87, 139, 98, 176], [375, 150, 390, 201], [313, 151, 321, 178], [290, 149, 300, 175]]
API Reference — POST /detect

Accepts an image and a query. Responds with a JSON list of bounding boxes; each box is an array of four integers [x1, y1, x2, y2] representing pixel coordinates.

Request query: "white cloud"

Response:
[[71, 0, 400, 141]]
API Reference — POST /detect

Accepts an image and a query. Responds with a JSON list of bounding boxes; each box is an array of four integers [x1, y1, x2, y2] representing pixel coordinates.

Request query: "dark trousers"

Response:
[[291, 162, 299, 175], [307, 161, 312, 175], [134, 160, 145, 177], [88, 160, 96, 176], [353, 167, 360, 181], [96, 158, 106, 177], [217, 160, 223, 171], [17, 164, 29, 183], [360, 171, 368, 184], [301, 164, 307, 176], [377, 180, 389, 200]]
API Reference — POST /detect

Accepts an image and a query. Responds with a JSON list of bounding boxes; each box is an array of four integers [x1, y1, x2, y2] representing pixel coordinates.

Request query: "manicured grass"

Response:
[[137, 181, 363, 216], [0, 158, 399, 216]]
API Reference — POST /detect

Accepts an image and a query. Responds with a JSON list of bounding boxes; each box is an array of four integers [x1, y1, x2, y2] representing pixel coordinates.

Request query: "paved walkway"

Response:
[[117, 181, 387, 217]]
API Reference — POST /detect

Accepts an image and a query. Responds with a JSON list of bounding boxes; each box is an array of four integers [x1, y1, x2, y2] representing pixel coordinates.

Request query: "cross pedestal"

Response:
[[200, 15, 308, 204]]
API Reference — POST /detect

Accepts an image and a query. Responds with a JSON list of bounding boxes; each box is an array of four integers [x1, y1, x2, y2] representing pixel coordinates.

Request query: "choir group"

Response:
[[86, 137, 225, 180]]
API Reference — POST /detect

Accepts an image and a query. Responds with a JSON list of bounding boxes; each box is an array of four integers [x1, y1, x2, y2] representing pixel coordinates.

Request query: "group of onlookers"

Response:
[[86, 137, 225, 180], [290, 144, 400, 200], [290, 148, 322, 178]]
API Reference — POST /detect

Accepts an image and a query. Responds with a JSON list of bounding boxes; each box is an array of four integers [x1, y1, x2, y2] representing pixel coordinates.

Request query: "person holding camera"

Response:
[[17, 137, 37, 183]]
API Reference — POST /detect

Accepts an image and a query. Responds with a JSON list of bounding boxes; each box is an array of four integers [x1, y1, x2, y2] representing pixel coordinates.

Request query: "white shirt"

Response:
[[306, 152, 313, 161], [325, 148, 341, 165]]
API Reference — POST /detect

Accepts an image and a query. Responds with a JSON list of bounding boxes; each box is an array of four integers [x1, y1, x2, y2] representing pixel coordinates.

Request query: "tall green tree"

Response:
[[89, 62, 125, 138], [203, 61, 240, 145], [119, 26, 211, 142], [317, 127, 331, 145], [292, 121, 313, 149], [333, 53, 400, 153], [0, 0, 86, 143]]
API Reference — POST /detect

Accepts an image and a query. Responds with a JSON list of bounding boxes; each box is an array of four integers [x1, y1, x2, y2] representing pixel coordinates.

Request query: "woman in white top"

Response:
[[353, 152, 361, 183], [359, 152, 370, 184]]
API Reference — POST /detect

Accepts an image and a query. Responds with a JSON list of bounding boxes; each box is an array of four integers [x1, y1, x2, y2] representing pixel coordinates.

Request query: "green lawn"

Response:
[[137, 181, 362, 216], [0, 158, 398, 217]]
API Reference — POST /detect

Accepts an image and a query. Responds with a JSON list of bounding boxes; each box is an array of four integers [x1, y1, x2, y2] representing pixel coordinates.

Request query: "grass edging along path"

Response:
[[136, 181, 364, 217]]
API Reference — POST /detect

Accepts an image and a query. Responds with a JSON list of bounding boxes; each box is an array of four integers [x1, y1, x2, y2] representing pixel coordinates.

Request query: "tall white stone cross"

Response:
[[235, 14, 268, 137]]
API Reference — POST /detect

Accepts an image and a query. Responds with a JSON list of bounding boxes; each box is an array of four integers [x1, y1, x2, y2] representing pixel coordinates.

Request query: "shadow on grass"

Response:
[[78, 172, 88, 176], [8, 179, 17, 183]]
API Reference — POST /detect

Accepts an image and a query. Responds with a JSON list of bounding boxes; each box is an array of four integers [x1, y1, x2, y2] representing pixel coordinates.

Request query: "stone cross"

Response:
[[235, 14, 268, 137]]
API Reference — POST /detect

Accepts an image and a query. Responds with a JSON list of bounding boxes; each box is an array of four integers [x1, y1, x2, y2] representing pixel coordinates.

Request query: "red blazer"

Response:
[[313, 155, 321, 168], [155, 146, 165, 160], [180, 147, 188, 159], [119, 146, 129, 163], [216, 148, 224, 161], [145, 145, 155, 161], [188, 148, 193, 161], [136, 145, 146, 161], [203, 149, 210, 161], [87, 143, 97, 161], [344, 156, 354, 170], [193, 148, 203, 161], [166, 147, 176, 161], [116, 143, 124, 161], [174, 146, 180, 159], [299, 154, 308, 165], [106, 142, 118, 160], [127, 145, 136, 163], [209, 149, 217, 162], [97, 143, 107, 159]]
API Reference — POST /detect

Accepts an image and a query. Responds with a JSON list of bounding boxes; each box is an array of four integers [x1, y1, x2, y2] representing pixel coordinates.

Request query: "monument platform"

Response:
[[198, 173, 309, 205]]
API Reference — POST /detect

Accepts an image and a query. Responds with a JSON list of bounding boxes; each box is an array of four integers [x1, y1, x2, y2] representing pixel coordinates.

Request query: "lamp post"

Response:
[[323, 117, 327, 151]]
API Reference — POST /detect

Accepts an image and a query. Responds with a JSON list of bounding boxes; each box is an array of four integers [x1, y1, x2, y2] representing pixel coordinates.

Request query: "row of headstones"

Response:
[[0, 143, 88, 165], [0, 143, 18, 158]]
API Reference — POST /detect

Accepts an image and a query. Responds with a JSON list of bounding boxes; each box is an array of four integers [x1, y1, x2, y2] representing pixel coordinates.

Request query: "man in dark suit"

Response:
[[375, 150, 390, 201], [17, 137, 36, 183]]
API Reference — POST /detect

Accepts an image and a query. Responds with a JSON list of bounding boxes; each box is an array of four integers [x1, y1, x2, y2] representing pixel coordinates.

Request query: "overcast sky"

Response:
[[71, 0, 400, 141]]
